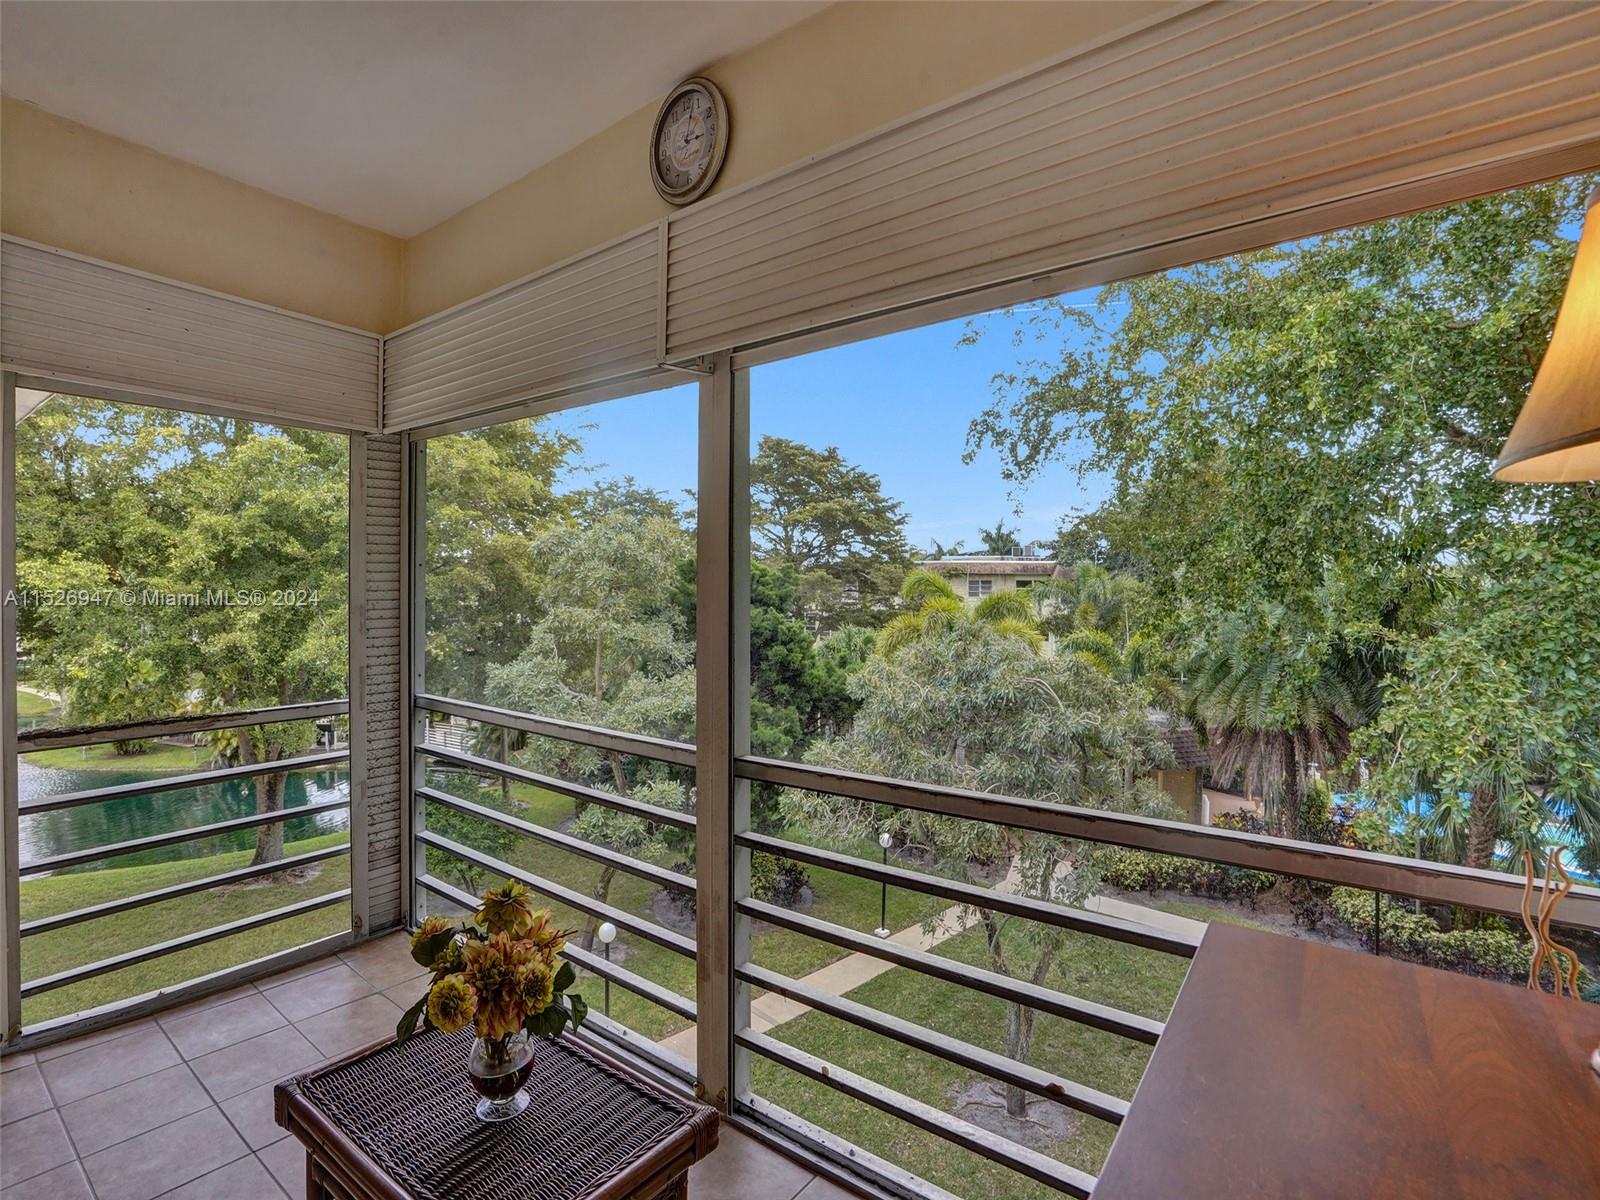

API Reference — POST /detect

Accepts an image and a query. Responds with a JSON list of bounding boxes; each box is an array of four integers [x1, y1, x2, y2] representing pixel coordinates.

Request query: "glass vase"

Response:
[[467, 1032, 534, 1123]]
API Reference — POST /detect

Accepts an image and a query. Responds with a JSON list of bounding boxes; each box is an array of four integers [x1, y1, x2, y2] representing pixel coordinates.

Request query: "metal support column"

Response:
[[694, 353, 750, 1109], [2, 372, 19, 1044]]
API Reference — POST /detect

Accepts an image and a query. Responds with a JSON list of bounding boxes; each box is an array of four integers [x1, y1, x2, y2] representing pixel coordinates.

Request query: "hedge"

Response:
[[1330, 887, 1593, 992], [1099, 847, 1278, 902]]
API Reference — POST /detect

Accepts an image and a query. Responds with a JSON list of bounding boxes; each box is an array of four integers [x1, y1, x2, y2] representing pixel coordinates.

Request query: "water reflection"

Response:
[[18, 758, 349, 874]]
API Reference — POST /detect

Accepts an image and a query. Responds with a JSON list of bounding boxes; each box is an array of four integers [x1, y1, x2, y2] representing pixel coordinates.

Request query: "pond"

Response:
[[18, 757, 350, 875]]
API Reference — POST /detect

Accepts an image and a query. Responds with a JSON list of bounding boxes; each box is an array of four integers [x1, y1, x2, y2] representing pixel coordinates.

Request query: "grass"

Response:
[[20, 831, 351, 1025], [1151, 898, 1273, 929], [754, 919, 1194, 1198], [22, 739, 214, 772], [17, 687, 58, 718]]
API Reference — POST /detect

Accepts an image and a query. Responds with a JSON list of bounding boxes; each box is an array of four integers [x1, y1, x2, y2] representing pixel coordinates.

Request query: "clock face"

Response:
[[651, 79, 727, 205]]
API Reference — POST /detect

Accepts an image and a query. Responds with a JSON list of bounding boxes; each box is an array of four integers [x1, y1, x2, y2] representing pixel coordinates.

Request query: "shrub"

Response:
[[751, 852, 810, 907], [1100, 846, 1277, 902], [1329, 888, 1593, 993]]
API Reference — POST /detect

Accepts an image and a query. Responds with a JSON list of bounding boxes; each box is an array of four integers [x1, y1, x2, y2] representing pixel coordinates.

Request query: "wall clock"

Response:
[[650, 76, 729, 206]]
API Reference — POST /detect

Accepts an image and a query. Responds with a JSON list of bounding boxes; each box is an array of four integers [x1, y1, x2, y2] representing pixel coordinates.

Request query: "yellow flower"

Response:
[[524, 909, 567, 957], [433, 937, 466, 974], [411, 915, 452, 955], [426, 974, 477, 1034], [464, 932, 535, 1040], [476, 880, 540, 938], [518, 960, 555, 1014]]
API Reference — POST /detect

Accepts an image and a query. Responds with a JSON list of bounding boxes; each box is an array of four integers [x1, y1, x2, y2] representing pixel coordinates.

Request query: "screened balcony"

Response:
[[4, 3, 1600, 1199]]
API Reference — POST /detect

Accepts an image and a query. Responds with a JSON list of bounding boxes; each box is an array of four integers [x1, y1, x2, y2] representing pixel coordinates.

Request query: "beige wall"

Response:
[[397, 0, 1179, 326], [1, 98, 403, 332], [2, 2, 1177, 333]]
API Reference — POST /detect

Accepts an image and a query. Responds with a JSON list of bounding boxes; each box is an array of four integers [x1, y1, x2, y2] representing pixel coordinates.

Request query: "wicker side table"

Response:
[[275, 1029, 718, 1200]]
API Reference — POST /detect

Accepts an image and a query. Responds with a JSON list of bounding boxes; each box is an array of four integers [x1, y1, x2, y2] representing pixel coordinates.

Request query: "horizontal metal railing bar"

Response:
[[737, 962, 1129, 1125], [734, 1096, 959, 1200], [737, 755, 1600, 931], [20, 750, 351, 815], [415, 694, 697, 768], [414, 832, 697, 959], [7, 930, 358, 1054], [412, 871, 697, 1021], [20, 889, 352, 997], [738, 1031, 1096, 1199], [740, 898, 1162, 1045], [739, 831, 1198, 959], [418, 786, 695, 894], [17, 700, 351, 752], [419, 747, 696, 830], [581, 1009, 697, 1087], [20, 844, 352, 936], [18, 796, 352, 876], [564, 942, 699, 1022]]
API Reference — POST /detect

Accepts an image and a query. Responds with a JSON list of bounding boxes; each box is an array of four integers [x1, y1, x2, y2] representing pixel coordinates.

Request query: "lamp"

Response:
[[874, 830, 893, 938], [597, 921, 617, 1017], [1494, 186, 1600, 483]]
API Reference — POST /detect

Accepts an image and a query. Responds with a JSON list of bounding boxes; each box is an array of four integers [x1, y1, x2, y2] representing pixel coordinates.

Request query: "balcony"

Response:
[[4, 4, 1600, 1199]]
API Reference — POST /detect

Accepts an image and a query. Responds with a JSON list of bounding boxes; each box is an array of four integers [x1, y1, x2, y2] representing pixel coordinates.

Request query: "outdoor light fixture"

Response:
[[597, 921, 617, 1017], [1494, 185, 1600, 483], [874, 830, 893, 938]]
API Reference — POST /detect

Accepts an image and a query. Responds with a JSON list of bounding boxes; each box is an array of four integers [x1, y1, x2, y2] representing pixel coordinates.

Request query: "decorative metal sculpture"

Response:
[[1519, 849, 1581, 998]]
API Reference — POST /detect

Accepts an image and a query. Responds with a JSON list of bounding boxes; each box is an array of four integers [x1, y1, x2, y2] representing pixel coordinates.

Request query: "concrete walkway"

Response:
[[654, 861, 1191, 1061]]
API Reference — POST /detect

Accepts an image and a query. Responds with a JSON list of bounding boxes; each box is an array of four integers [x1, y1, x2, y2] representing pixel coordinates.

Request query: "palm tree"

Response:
[[876, 568, 1043, 658], [1061, 628, 1179, 710], [1185, 604, 1375, 838], [977, 518, 1022, 556], [1029, 561, 1144, 641]]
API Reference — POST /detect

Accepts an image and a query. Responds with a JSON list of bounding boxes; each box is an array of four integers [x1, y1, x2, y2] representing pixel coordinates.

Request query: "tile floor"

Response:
[[0, 932, 858, 1200]]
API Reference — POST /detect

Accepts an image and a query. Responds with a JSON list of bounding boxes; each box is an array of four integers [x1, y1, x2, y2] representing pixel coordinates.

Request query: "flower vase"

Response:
[[467, 1032, 534, 1123]]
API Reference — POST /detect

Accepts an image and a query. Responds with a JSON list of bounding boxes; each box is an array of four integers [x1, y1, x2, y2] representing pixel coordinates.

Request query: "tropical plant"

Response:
[[875, 568, 1042, 658], [1184, 600, 1375, 838]]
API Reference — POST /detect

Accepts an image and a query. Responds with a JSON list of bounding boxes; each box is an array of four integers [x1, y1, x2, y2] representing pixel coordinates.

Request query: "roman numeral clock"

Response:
[[650, 76, 729, 206]]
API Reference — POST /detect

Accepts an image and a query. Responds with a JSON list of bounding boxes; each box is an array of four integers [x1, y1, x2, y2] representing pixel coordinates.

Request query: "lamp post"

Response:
[[874, 830, 893, 938], [597, 921, 617, 1017]]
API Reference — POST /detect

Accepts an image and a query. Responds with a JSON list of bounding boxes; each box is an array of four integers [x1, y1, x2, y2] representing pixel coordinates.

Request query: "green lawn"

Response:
[[20, 831, 351, 1024], [17, 687, 58, 718], [22, 739, 215, 771], [755, 920, 1194, 1198], [1151, 898, 1273, 929]]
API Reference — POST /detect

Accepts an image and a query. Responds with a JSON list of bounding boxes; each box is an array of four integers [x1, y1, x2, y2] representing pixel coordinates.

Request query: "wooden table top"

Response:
[[1094, 923, 1600, 1200]]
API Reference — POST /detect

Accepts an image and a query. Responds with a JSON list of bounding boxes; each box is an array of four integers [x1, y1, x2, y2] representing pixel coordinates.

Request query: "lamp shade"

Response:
[[1494, 186, 1600, 482]]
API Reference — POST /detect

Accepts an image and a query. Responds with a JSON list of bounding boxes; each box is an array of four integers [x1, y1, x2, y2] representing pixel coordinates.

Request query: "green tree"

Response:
[[1356, 519, 1600, 873], [19, 400, 349, 865], [976, 518, 1022, 556], [750, 435, 911, 624], [1184, 600, 1376, 838], [784, 624, 1172, 1117], [484, 503, 696, 947], [423, 418, 579, 700], [965, 176, 1598, 638]]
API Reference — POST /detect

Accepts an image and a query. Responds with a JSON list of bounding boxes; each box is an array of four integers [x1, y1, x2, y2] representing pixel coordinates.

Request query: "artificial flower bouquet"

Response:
[[396, 879, 588, 1049]]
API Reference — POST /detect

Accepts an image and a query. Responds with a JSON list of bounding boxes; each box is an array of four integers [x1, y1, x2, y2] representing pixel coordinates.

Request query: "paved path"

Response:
[[653, 861, 1193, 1061]]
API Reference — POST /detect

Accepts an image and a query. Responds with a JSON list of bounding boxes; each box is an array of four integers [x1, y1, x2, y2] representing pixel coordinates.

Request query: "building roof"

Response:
[[919, 557, 1061, 577], [1147, 712, 1210, 769]]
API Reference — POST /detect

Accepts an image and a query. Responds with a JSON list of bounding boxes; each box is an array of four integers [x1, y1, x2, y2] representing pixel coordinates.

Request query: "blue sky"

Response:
[[545, 287, 1113, 553]]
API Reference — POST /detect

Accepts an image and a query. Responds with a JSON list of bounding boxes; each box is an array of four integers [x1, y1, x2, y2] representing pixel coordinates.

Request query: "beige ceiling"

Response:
[[0, 0, 826, 237]]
